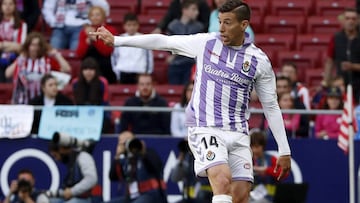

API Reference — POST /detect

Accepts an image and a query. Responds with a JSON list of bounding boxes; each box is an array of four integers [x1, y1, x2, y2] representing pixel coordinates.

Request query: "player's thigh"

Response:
[[231, 180, 252, 203], [187, 127, 228, 177], [207, 163, 232, 194]]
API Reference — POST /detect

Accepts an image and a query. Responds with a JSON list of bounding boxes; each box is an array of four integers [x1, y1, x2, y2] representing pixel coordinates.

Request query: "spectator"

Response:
[[166, 0, 204, 85], [323, 8, 360, 104], [0, 0, 27, 83], [5, 32, 71, 104], [108, 131, 167, 203], [3, 169, 49, 203], [265, 92, 301, 138], [208, 0, 255, 42], [276, 75, 309, 137], [41, 0, 109, 50], [72, 57, 111, 133], [312, 76, 345, 110], [152, 0, 210, 34], [281, 62, 311, 110], [48, 134, 98, 203], [17, 0, 40, 33], [111, 13, 153, 84], [76, 6, 117, 84], [332, 76, 346, 94], [249, 130, 280, 203], [315, 87, 343, 139], [170, 139, 212, 203], [119, 74, 170, 135], [29, 74, 73, 134], [171, 81, 193, 138]]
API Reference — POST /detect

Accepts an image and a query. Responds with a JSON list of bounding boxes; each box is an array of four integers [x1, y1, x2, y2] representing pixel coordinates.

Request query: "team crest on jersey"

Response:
[[242, 61, 251, 72], [244, 163, 251, 169], [206, 150, 215, 161]]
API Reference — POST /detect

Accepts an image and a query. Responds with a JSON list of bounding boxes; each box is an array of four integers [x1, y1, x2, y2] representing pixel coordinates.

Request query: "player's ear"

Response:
[[241, 20, 249, 32]]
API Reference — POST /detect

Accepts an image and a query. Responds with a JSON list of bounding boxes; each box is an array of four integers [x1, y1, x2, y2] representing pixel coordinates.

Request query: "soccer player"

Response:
[[90, 1, 291, 203]]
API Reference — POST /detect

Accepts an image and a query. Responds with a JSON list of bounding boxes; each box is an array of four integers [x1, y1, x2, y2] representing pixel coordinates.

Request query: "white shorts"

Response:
[[188, 126, 253, 182]]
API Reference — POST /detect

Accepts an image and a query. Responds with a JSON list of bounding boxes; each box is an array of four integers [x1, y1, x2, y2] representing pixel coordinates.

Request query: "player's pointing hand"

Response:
[[88, 26, 115, 47]]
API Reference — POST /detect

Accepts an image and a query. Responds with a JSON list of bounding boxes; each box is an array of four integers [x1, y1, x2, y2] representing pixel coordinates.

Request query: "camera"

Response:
[[52, 132, 96, 153], [125, 138, 143, 155], [17, 179, 32, 194]]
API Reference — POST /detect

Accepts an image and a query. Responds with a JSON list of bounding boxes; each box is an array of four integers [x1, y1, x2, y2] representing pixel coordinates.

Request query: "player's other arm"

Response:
[[254, 57, 291, 180]]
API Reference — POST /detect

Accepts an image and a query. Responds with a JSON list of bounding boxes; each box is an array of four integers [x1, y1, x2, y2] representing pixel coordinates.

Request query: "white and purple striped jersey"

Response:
[[174, 33, 276, 135], [114, 32, 290, 155]]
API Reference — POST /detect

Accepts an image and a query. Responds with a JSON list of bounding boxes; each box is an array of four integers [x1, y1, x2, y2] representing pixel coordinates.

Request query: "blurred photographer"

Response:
[[170, 139, 212, 203], [107, 131, 167, 203], [4, 169, 49, 203], [47, 132, 98, 203]]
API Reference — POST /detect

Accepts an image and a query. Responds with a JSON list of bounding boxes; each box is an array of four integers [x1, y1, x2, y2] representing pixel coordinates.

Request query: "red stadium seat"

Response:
[[255, 34, 295, 51], [315, 0, 355, 16], [248, 0, 269, 18], [153, 50, 170, 62], [271, 0, 314, 16], [296, 34, 332, 52], [107, 10, 125, 31], [250, 15, 263, 33], [255, 34, 295, 68], [59, 49, 82, 79], [141, 0, 171, 16], [155, 84, 184, 104], [248, 100, 264, 129], [0, 83, 13, 104], [107, 0, 138, 13], [153, 61, 169, 84], [277, 51, 321, 82], [108, 84, 137, 103], [264, 16, 306, 34], [305, 69, 324, 88], [138, 15, 163, 34], [152, 50, 170, 84], [60, 84, 74, 101], [307, 16, 340, 34]]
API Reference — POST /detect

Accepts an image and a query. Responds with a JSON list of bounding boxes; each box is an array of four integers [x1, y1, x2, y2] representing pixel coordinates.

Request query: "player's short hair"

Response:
[[219, 0, 251, 22]]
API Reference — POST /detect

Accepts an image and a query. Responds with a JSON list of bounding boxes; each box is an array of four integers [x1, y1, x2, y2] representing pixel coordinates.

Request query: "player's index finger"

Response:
[[88, 31, 98, 35]]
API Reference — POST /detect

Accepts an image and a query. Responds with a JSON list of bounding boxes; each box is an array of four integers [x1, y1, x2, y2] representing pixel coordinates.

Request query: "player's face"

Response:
[[219, 12, 248, 46]]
